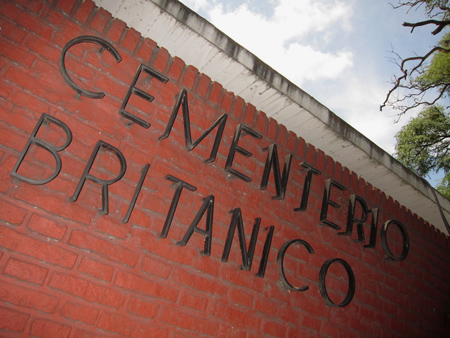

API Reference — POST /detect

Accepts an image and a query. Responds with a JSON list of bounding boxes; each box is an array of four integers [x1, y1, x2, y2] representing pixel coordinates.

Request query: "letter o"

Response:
[[380, 219, 409, 261], [319, 258, 355, 307]]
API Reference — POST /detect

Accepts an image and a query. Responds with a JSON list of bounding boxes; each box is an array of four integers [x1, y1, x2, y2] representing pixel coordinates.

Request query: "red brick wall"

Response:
[[0, 0, 449, 337]]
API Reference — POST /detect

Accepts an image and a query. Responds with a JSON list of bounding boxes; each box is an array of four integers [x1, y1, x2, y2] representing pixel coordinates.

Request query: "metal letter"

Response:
[[222, 208, 260, 271], [364, 208, 379, 248], [320, 179, 347, 229], [160, 175, 197, 238], [69, 140, 127, 215], [11, 113, 72, 185], [225, 124, 262, 182], [177, 195, 214, 256], [319, 258, 355, 307], [338, 195, 369, 242], [256, 225, 274, 278], [119, 64, 168, 128], [294, 162, 321, 212], [380, 219, 409, 261], [260, 144, 292, 200], [159, 88, 228, 163], [59, 36, 122, 99], [122, 163, 150, 223], [277, 239, 314, 291]]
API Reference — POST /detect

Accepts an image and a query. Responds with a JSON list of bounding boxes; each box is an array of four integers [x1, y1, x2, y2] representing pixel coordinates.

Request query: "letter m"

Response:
[[159, 88, 227, 163]]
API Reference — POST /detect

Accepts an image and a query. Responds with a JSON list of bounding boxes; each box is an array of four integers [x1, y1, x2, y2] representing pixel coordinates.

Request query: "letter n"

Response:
[[260, 144, 292, 199], [222, 208, 260, 271]]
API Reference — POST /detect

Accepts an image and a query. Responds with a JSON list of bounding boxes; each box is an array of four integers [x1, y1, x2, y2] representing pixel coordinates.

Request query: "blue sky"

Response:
[[177, 1, 440, 152]]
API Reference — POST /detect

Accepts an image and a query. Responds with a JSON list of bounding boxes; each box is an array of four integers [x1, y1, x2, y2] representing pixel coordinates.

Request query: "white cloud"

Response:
[[181, 0, 210, 11], [181, 0, 354, 85], [208, 0, 352, 86]]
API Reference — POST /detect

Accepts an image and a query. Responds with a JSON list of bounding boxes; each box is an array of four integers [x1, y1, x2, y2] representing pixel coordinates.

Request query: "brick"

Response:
[[106, 18, 127, 42], [208, 81, 223, 105], [73, 329, 110, 338], [182, 65, 198, 90], [48, 272, 124, 308], [27, 213, 67, 240], [126, 297, 159, 319], [220, 90, 234, 113], [153, 47, 170, 73], [171, 268, 228, 298], [275, 124, 288, 146], [25, 35, 61, 63], [57, 0, 77, 13], [255, 110, 267, 134], [179, 292, 208, 312], [232, 96, 245, 118], [51, 18, 84, 47], [0, 37, 36, 67], [68, 230, 139, 267], [316, 149, 325, 171], [14, 187, 92, 227], [264, 321, 286, 338], [242, 103, 256, 126], [61, 301, 100, 325], [305, 143, 316, 164], [0, 306, 29, 332], [30, 318, 71, 338], [14, 0, 43, 13], [0, 226, 77, 268], [74, 0, 95, 24], [78, 257, 114, 282], [11, 89, 51, 115], [98, 311, 167, 338], [168, 56, 185, 82], [0, 3, 53, 39], [196, 74, 211, 98], [93, 216, 129, 239], [218, 325, 247, 338], [160, 307, 219, 336], [123, 27, 141, 53], [286, 130, 297, 152], [228, 288, 253, 308], [210, 302, 260, 331], [303, 316, 321, 332], [90, 8, 111, 34], [0, 16, 27, 43], [0, 280, 59, 313], [296, 137, 306, 159], [141, 255, 172, 279], [137, 38, 157, 62], [267, 118, 278, 141], [114, 270, 179, 303], [0, 199, 27, 225], [4, 258, 48, 285]]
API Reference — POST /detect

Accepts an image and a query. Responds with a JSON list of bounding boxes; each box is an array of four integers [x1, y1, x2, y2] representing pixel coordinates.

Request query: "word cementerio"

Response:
[[10, 36, 409, 308]]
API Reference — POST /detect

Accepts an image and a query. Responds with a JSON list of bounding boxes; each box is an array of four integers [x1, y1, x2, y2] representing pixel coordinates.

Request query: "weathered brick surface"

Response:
[[0, 0, 449, 337]]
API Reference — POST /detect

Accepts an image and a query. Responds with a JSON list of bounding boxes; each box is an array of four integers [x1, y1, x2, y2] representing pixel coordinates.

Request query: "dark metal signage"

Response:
[[10, 36, 410, 307]]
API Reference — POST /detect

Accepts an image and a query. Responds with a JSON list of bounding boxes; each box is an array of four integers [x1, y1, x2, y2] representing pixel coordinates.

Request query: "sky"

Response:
[[176, 0, 441, 171]]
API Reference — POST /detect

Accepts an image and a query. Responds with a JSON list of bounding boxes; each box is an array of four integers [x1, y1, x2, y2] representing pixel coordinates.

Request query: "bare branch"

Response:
[[381, 46, 450, 111], [403, 20, 450, 34]]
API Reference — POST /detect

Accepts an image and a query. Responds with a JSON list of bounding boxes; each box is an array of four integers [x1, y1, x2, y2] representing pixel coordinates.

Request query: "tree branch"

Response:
[[380, 46, 450, 112], [403, 20, 450, 34]]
